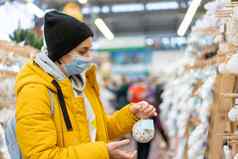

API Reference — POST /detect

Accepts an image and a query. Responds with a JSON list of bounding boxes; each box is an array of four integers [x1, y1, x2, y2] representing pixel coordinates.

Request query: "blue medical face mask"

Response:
[[63, 55, 92, 76]]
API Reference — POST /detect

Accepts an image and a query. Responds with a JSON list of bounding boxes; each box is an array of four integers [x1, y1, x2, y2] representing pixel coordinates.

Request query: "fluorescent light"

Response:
[[78, 0, 87, 4], [82, 2, 179, 14], [112, 3, 144, 13], [146, 2, 179, 10], [101, 6, 110, 13], [95, 18, 114, 40], [177, 0, 202, 36], [82, 6, 100, 14], [27, 3, 44, 18], [82, 7, 90, 14], [92, 6, 100, 13]]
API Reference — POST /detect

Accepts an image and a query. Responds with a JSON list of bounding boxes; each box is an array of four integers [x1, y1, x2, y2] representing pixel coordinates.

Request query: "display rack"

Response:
[[0, 71, 17, 78], [184, 36, 238, 159], [183, 56, 218, 159], [207, 73, 237, 159], [160, 1, 238, 158], [0, 40, 37, 58], [185, 53, 230, 70], [0, 40, 35, 107], [0, 40, 36, 159]]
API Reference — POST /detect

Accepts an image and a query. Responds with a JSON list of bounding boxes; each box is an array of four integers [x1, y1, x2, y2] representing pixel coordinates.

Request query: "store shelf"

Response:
[[0, 40, 38, 58], [0, 70, 17, 78]]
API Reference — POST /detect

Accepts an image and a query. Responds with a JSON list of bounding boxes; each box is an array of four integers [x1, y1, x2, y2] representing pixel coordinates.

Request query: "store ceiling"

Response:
[[36, 0, 209, 37]]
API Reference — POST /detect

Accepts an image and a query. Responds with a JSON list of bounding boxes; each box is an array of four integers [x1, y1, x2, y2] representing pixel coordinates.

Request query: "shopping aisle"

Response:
[[2, 0, 238, 159]]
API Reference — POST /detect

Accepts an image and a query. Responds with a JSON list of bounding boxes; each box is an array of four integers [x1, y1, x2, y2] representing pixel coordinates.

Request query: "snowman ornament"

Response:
[[132, 119, 155, 143]]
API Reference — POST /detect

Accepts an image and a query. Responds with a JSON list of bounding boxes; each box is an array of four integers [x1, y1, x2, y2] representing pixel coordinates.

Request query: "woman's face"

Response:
[[59, 37, 93, 65]]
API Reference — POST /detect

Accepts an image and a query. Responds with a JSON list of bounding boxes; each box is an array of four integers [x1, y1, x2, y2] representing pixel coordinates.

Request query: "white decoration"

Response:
[[223, 145, 232, 159], [228, 105, 238, 122], [175, 139, 187, 159], [214, 34, 223, 43], [132, 119, 155, 143], [218, 63, 227, 74], [0, 124, 10, 159], [234, 153, 238, 159], [219, 54, 238, 75], [226, 54, 238, 74]]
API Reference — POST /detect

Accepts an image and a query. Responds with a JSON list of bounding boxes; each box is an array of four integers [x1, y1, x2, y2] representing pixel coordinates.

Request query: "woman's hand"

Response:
[[130, 101, 157, 119], [107, 139, 137, 159]]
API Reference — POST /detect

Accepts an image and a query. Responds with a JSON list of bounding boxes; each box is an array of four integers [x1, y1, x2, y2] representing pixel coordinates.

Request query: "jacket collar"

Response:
[[29, 60, 99, 98]]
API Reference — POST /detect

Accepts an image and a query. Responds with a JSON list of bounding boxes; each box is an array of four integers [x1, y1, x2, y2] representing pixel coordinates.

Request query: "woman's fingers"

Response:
[[117, 150, 137, 159], [109, 139, 130, 149], [130, 150, 137, 159], [130, 101, 157, 118], [143, 105, 154, 114], [141, 104, 157, 117], [108, 140, 137, 159]]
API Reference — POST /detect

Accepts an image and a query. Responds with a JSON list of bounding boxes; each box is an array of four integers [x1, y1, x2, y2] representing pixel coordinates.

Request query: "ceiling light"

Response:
[[177, 0, 202, 36], [146, 2, 179, 10], [101, 6, 110, 13], [95, 18, 114, 40], [92, 6, 100, 13], [78, 0, 88, 4], [112, 3, 144, 13], [82, 7, 90, 14], [82, 6, 100, 14]]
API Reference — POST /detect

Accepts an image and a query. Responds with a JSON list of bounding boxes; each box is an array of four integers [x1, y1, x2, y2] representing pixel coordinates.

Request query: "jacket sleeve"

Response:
[[16, 84, 109, 159], [105, 105, 139, 140]]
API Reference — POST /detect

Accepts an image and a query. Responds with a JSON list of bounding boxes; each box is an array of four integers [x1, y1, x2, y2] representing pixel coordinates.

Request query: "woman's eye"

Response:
[[79, 51, 86, 55]]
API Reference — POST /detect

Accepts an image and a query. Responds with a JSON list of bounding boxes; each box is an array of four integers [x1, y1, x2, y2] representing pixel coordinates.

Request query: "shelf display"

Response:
[[160, 0, 238, 158], [0, 40, 37, 159]]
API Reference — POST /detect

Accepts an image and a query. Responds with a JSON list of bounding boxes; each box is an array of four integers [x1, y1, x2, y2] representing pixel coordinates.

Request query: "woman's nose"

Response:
[[84, 51, 92, 58]]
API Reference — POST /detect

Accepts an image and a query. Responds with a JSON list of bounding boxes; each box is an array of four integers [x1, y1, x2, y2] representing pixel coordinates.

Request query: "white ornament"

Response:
[[218, 63, 227, 74], [228, 105, 238, 122], [132, 119, 155, 143], [223, 145, 232, 159], [214, 34, 223, 43], [225, 54, 238, 74], [234, 153, 238, 159]]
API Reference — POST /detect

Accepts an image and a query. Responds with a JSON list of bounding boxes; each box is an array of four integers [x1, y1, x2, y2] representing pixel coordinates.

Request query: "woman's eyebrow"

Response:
[[80, 47, 91, 51]]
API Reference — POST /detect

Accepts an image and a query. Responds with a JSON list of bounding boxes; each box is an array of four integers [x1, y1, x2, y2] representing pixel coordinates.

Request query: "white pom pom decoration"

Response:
[[132, 119, 155, 143], [228, 105, 238, 122]]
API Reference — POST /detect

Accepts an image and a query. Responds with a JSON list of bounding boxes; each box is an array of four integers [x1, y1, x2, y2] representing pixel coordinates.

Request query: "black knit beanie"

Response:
[[44, 11, 93, 62]]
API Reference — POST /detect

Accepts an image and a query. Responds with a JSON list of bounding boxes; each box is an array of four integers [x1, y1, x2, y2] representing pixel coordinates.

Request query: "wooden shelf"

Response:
[[185, 52, 234, 70], [0, 100, 15, 109], [221, 93, 238, 98], [0, 40, 38, 58], [0, 70, 17, 78], [192, 27, 220, 36]]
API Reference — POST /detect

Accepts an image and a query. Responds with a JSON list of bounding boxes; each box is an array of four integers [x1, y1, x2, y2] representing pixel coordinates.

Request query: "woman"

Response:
[[15, 11, 157, 159]]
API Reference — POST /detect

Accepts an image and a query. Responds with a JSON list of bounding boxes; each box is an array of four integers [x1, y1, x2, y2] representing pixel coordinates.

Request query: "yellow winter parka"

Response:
[[15, 60, 138, 159]]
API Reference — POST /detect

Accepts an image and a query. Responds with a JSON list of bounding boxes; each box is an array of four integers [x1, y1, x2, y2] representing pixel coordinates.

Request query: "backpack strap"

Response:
[[51, 79, 73, 131]]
